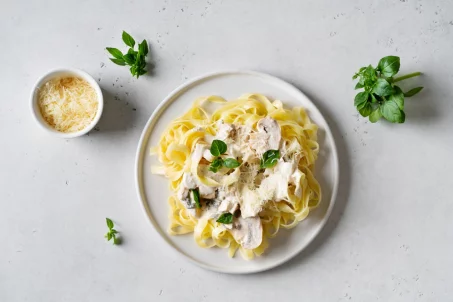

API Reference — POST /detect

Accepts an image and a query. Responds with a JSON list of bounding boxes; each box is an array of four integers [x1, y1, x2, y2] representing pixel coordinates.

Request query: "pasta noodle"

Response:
[[152, 94, 321, 260]]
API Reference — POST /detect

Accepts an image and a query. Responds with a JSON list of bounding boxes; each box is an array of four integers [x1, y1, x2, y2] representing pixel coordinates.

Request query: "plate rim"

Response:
[[135, 70, 339, 274]]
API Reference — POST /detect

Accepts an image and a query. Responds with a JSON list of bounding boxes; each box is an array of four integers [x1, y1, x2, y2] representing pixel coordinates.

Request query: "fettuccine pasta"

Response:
[[151, 94, 321, 260]]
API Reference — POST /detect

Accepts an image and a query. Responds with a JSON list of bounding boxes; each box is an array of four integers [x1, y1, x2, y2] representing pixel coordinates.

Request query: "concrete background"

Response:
[[1, 0, 452, 301]]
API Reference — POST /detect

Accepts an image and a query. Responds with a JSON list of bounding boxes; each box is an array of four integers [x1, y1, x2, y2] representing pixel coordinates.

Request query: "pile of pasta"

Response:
[[152, 94, 321, 259]]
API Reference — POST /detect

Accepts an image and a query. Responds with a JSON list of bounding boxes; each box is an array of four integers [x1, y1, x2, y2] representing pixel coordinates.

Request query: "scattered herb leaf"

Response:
[[223, 158, 240, 169], [260, 150, 280, 169], [216, 213, 233, 224], [106, 31, 148, 78], [122, 31, 135, 48], [210, 140, 227, 157], [353, 55, 423, 123], [190, 188, 201, 209], [105, 218, 120, 245], [209, 157, 223, 173]]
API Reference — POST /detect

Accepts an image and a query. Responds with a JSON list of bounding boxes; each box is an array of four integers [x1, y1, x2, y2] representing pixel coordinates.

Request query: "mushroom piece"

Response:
[[230, 216, 263, 250], [249, 117, 281, 155], [257, 117, 281, 150]]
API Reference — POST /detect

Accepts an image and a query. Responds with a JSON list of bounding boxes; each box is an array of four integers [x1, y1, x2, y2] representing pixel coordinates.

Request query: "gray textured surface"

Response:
[[1, 0, 453, 301]]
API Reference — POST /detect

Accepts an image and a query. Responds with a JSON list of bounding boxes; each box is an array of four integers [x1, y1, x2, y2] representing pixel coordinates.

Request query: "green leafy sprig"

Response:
[[353, 56, 423, 123], [105, 218, 120, 245], [209, 140, 240, 172], [260, 150, 280, 169], [106, 31, 148, 79]]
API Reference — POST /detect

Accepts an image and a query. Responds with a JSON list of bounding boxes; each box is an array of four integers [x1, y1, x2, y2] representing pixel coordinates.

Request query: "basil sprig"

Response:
[[106, 31, 149, 79], [105, 218, 120, 245], [208, 140, 240, 172], [353, 56, 423, 123], [260, 150, 280, 169]]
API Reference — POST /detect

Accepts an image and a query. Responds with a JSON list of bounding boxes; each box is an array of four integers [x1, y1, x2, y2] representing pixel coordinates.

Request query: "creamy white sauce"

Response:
[[177, 117, 303, 249]]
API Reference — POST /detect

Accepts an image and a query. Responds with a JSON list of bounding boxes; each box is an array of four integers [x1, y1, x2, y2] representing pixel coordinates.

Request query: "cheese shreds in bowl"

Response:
[[38, 77, 98, 133]]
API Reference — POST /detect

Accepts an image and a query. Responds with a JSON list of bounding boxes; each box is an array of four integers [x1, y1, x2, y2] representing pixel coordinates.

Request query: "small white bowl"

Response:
[[30, 68, 104, 138]]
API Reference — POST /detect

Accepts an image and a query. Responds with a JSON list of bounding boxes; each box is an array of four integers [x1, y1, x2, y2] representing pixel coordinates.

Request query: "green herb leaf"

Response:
[[380, 100, 405, 123], [113, 236, 120, 245], [354, 91, 369, 108], [123, 54, 135, 65], [372, 78, 394, 96], [190, 189, 201, 209], [216, 213, 233, 224], [260, 150, 280, 169], [109, 58, 126, 66], [122, 31, 135, 48], [358, 103, 373, 117], [106, 218, 114, 229], [137, 69, 147, 76], [106, 32, 149, 79], [223, 158, 240, 169], [355, 82, 364, 90], [404, 87, 423, 97], [210, 140, 227, 156], [389, 86, 404, 110], [106, 47, 123, 59], [377, 56, 400, 77], [209, 157, 223, 173], [106, 232, 112, 241], [139, 40, 149, 56], [369, 107, 382, 123]]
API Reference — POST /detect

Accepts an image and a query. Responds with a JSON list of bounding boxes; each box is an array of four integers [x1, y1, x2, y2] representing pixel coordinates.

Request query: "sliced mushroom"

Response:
[[230, 216, 263, 250], [249, 117, 281, 155], [257, 117, 281, 150]]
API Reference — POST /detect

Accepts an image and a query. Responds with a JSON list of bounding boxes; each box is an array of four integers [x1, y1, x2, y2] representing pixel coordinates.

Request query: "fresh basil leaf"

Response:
[[372, 78, 394, 96], [130, 65, 137, 75], [370, 94, 378, 103], [190, 189, 201, 209], [110, 58, 126, 66], [260, 150, 280, 169], [137, 68, 147, 76], [210, 140, 227, 156], [355, 82, 364, 90], [106, 232, 112, 241], [139, 39, 149, 56], [106, 218, 114, 229], [216, 213, 233, 224], [378, 56, 400, 77], [123, 54, 135, 65], [122, 31, 135, 48], [223, 158, 240, 169], [369, 107, 382, 123], [363, 65, 377, 86], [209, 157, 223, 173], [354, 91, 369, 107], [389, 86, 404, 110], [404, 87, 423, 97], [358, 103, 373, 117], [110, 229, 118, 234], [113, 236, 120, 245], [106, 47, 123, 59], [380, 100, 405, 123]]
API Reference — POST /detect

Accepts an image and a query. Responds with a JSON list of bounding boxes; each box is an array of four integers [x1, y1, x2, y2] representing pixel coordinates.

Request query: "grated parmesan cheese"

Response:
[[38, 77, 98, 133]]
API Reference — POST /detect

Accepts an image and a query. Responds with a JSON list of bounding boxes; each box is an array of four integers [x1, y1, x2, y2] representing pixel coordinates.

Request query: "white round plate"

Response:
[[135, 71, 339, 274]]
